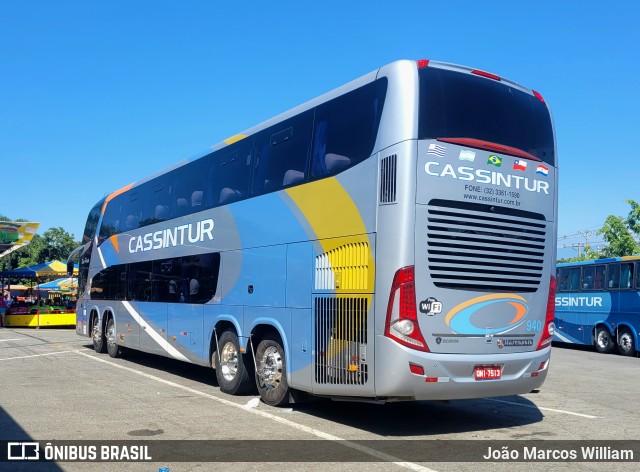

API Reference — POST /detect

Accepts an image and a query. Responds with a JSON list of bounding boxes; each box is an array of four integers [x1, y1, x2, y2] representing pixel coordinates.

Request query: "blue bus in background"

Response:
[[555, 257, 640, 356]]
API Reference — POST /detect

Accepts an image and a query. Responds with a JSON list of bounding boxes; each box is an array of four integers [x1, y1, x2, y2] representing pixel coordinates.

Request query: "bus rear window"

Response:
[[418, 67, 555, 165]]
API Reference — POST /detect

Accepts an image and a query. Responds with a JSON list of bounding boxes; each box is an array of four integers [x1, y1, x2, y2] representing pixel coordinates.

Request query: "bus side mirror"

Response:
[[67, 260, 74, 277]]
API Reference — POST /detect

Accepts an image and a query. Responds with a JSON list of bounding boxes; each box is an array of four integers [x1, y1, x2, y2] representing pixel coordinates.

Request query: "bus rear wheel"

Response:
[[92, 314, 106, 353], [594, 326, 614, 354], [255, 332, 290, 407], [106, 317, 121, 358], [214, 330, 253, 395], [617, 328, 636, 357]]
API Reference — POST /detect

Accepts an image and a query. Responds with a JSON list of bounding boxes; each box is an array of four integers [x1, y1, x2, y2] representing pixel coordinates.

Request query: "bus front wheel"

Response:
[[594, 327, 614, 354], [617, 328, 636, 357], [214, 331, 253, 395], [255, 332, 290, 407]]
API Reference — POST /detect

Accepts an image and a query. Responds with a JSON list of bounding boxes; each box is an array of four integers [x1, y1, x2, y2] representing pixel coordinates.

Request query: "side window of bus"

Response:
[[311, 78, 388, 179], [620, 263, 633, 289], [83, 199, 104, 244], [171, 159, 208, 218], [557, 268, 570, 292], [250, 109, 314, 196], [607, 264, 621, 289], [129, 261, 153, 302], [153, 258, 182, 303], [91, 271, 106, 300], [594, 265, 606, 290], [636, 262, 640, 290], [182, 253, 220, 304], [206, 139, 252, 207], [582, 266, 595, 290], [99, 194, 125, 243], [141, 180, 171, 226], [91, 266, 119, 300], [123, 190, 143, 232], [568, 268, 580, 291], [115, 265, 128, 300]]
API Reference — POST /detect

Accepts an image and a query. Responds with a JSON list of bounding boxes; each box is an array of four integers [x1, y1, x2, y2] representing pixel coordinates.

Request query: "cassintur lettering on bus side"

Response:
[[128, 218, 214, 253]]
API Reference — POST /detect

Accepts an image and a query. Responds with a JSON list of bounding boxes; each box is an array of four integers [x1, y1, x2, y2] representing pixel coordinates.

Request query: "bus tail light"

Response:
[[384, 266, 429, 352], [537, 275, 557, 350]]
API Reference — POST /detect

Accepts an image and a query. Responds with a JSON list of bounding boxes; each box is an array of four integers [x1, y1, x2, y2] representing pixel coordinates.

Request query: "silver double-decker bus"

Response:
[[69, 59, 557, 405]]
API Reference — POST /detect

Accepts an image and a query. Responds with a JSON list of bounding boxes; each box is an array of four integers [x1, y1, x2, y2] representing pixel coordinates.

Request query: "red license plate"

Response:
[[474, 365, 502, 380]]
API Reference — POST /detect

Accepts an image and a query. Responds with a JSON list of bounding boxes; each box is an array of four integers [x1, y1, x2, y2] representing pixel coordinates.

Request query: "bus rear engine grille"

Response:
[[315, 296, 368, 385], [426, 199, 547, 293]]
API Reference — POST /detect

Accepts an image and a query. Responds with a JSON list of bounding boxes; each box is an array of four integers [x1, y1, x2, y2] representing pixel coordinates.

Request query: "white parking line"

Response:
[[486, 398, 598, 419], [74, 350, 436, 472], [0, 338, 29, 342], [0, 351, 77, 361]]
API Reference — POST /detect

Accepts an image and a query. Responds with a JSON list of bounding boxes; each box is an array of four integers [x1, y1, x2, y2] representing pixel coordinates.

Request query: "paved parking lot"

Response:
[[1, 327, 638, 471]]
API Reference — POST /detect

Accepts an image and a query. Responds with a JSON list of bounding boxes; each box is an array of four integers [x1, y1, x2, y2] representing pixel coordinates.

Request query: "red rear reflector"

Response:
[[425, 377, 439, 383], [417, 59, 429, 69], [409, 363, 425, 376], [471, 69, 501, 81], [532, 89, 545, 102], [537, 275, 557, 350]]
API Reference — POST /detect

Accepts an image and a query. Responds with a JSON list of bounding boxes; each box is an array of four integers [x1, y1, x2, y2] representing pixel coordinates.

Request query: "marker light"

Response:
[[532, 90, 545, 102], [471, 69, 501, 81], [417, 59, 430, 69]]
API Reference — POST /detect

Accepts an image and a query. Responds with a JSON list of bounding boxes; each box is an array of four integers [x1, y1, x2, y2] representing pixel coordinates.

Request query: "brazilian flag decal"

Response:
[[487, 155, 502, 167]]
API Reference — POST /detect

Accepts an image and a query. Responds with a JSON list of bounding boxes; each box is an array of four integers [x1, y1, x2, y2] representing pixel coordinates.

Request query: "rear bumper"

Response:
[[374, 335, 550, 400]]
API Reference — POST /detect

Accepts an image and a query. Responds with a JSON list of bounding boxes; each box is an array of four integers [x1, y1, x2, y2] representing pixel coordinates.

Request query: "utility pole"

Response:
[[562, 230, 593, 257], [563, 242, 582, 256]]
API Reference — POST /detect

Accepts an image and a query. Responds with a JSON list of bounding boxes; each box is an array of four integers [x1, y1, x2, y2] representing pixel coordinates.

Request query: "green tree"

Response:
[[37, 227, 78, 262], [597, 207, 640, 257], [624, 199, 640, 238]]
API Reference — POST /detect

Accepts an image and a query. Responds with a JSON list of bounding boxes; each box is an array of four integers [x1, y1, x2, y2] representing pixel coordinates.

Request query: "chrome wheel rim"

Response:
[[92, 323, 101, 344], [259, 346, 283, 390], [106, 321, 116, 351], [619, 333, 632, 353], [597, 331, 609, 349], [220, 342, 238, 381]]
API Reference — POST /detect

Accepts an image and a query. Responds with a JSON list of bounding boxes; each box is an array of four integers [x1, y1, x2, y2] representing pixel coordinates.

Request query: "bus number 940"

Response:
[[526, 320, 542, 332]]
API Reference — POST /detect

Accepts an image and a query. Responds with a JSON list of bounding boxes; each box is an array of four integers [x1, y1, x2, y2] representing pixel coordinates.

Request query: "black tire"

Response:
[[214, 331, 253, 395], [617, 328, 636, 357], [594, 326, 614, 354], [255, 332, 290, 407], [106, 316, 121, 358], [92, 313, 107, 353]]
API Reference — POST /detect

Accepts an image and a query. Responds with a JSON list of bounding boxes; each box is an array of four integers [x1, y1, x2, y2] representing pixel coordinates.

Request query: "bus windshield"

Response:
[[418, 66, 555, 165]]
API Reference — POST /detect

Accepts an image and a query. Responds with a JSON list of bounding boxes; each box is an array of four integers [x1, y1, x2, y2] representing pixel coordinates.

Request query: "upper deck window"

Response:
[[311, 78, 387, 179], [83, 198, 105, 243], [418, 67, 555, 165]]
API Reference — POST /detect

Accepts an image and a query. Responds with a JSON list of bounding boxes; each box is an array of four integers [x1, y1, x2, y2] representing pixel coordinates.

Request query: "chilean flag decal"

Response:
[[513, 159, 527, 171]]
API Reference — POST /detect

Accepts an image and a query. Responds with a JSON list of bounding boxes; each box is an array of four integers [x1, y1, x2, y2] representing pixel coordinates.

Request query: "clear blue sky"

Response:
[[2, 1, 638, 259]]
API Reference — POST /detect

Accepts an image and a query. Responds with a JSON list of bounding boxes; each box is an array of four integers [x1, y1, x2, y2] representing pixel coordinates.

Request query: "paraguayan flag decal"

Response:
[[536, 164, 549, 176]]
